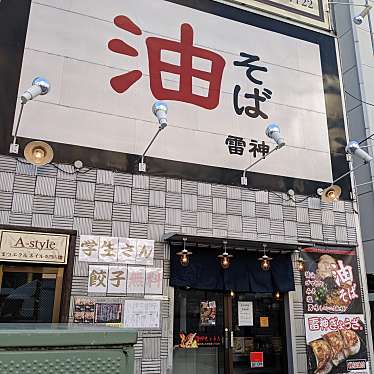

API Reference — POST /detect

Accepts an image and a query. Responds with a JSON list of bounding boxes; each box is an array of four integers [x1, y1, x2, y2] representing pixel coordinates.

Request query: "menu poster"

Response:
[[88, 265, 108, 293], [123, 300, 160, 328], [127, 266, 146, 294], [95, 303, 123, 323], [238, 301, 253, 326], [145, 267, 163, 295], [73, 297, 95, 323], [305, 314, 368, 374], [302, 248, 369, 374], [79, 235, 99, 262], [200, 300, 216, 326], [302, 248, 362, 314]]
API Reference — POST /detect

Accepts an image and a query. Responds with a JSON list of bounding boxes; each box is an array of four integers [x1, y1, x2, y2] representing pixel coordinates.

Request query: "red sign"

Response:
[[250, 352, 264, 368]]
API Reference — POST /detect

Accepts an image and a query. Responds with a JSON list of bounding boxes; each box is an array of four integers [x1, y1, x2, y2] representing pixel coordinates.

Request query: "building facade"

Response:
[[0, 0, 372, 373]]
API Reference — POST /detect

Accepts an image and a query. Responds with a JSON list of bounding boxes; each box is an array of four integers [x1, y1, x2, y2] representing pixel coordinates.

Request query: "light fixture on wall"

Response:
[[139, 101, 168, 172], [217, 240, 233, 269], [258, 244, 272, 271], [241, 123, 285, 186], [353, 4, 372, 24], [9, 77, 51, 155], [274, 290, 281, 301], [176, 237, 192, 267], [295, 248, 305, 272], [23, 140, 54, 166], [328, 2, 373, 24], [317, 140, 373, 202]]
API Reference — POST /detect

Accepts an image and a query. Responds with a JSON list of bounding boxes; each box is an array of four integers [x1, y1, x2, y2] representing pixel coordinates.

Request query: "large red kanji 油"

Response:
[[108, 17, 226, 110]]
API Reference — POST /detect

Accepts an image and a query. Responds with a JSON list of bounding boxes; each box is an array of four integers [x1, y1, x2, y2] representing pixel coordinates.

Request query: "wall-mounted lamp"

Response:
[[328, 2, 373, 24], [176, 237, 192, 267], [317, 140, 373, 202], [10, 77, 51, 155], [274, 290, 281, 301], [24, 140, 54, 166], [353, 4, 372, 24], [294, 248, 305, 272], [241, 123, 285, 186], [258, 244, 272, 271], [139, 101, 168, 172], [217, 240, 233, 269]]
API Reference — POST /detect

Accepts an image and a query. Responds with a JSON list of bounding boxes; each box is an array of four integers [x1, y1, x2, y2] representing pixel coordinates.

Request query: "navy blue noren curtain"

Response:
[[170, 246, 295, 293]]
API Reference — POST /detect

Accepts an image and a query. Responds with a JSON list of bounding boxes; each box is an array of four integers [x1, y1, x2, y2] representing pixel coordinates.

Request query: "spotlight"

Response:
[[139, 101, 169, 172], [21, 77, 50, 104], [217, 240, 233, 269], [345, 141, 373, 163], [258, 244, 272, 271], [176, 237, 192, 267], [10, 76, 50, 154], [152, 101, 168, 129], [23, 140, 54, 166], [265, 123, 285, 148], [353, 5, 372, 25], [317, 185, 342, 203]]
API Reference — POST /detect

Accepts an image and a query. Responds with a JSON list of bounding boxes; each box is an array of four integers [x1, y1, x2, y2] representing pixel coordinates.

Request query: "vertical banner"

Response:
[[302, 248, 369, 374]]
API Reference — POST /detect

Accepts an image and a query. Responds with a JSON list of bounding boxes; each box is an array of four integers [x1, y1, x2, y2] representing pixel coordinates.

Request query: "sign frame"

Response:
[[0, 229, 70, 265]]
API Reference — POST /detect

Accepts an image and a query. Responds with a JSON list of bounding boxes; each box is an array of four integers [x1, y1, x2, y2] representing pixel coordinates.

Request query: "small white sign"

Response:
[[238, 301, 254, 326], [107, 266, 127, 294], [118, 237, 137, 264], [124, 300, 161, 328], [145, 267, 163, 295], [127, 266, 146, 294], [136, 239, 155, 265], [79, 235, 99, 262], [98, 236, 119, 263], [88, 265, 108, 293]]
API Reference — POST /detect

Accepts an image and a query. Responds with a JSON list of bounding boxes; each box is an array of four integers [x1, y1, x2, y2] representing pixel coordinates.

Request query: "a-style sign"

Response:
[[14, 0, 337, 184], [0, 230, 70, 264], [225, 0, 330, 30]]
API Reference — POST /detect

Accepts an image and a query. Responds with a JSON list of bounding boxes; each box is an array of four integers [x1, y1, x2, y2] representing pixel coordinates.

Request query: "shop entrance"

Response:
[[173, 289, 288, 374], [0, 265, 64, 323]]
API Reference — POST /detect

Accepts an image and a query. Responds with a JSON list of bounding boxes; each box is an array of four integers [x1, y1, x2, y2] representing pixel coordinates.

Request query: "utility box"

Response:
[[0, 324, 137, 373]]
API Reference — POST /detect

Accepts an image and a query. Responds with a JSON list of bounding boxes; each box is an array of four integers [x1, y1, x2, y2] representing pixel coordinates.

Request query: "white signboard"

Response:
[[145, 267, 163, 295], [79, 236, 154, 265], [107, 265, 127, 294], [79, 235, 99, 262], [15, 0, 332, 183], [225, 0, 330, 30], [124, 300, 161, 328], [127, 266, 146, 294], [98, 236, 119, 263], [118, 238, 137, 264], [238, 301, 254, 326], [88, 265, 108, 293], [136, 239, 155, 265], [0, 230, 70, 264]]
